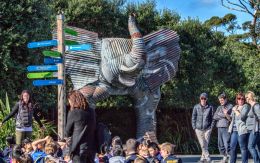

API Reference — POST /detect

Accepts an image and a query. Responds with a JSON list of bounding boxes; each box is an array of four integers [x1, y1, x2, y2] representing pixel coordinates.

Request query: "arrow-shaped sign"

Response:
[[27, 65, 58, 72], [33, 79, 63, 86], [27, 40, 58, 48], [42, 50, 61, 57], [65, 40, 79, 45], [66, 44, 92, 51], [44, 57, 62, 64], [27, 72, 58, 79], [65, 28, 78, 36]]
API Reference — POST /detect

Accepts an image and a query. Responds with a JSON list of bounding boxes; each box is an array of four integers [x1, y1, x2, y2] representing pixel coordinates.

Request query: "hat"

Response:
[[200, 92, 208, 99], [218, 92, 226, 99]]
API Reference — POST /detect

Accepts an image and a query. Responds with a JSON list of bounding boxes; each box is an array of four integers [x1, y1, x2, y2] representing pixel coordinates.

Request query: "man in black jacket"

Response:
[[192, 92, 215, 163]]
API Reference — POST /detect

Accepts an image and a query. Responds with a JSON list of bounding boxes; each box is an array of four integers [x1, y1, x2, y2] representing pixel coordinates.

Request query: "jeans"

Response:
[[217, 127, 230, 155], [230, 131, 238, 163], [195, 128, 212, 160], [248, 131, 260, 163], [238, 133, 249, 163], [15, 130, 32, 145]]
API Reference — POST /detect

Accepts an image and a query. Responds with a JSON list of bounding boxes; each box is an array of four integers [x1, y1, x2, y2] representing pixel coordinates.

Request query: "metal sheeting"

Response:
[[100, 38, 131, 84], [142, 29, 181, 92], [52, 26, 101, 89]]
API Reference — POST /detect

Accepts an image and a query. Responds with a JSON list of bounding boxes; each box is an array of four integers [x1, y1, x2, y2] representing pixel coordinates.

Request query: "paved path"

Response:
[[177, 155, 254, 163]]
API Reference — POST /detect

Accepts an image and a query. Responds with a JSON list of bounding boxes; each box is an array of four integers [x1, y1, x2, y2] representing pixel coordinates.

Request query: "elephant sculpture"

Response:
[[57, 15, 181, 138]]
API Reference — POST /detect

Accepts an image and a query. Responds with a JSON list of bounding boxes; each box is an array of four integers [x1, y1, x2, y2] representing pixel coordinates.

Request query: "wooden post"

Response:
[[57, 14, 66, 139]]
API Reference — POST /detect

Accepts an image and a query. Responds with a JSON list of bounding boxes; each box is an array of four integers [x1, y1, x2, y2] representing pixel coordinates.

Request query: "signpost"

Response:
[[27, 40, 58, 48], [26, 14, 93, 139], [44, 57, 62, 64], [64, 28, 78, 36], [27, 72, 58, 79], [57, 14, 66, 139], [33, 79, 63, 86], [27, 65, 58, 72], [43, 50, 61, 57], [66, 44, 92, 51]]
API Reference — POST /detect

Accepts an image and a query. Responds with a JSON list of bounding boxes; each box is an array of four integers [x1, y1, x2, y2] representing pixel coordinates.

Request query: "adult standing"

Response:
[[227, 92, 250, 163], [0, 90, 44, 145], [213, 93, 233, 162], [192, 92, 215, 162], [65, 90, 96, 163], [245, 91, 260, 163]]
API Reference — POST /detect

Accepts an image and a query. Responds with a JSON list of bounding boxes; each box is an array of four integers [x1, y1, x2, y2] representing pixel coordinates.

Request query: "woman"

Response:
[[0, 90, 44, 145], [65, 90, 96, 163], [245, 91, 260, 163], [227, 92, 250, 163]]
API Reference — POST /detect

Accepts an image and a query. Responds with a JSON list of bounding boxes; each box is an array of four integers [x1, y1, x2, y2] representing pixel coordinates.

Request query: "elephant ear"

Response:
[[142, 28, 181, 92], [52, 26, 101, 90]]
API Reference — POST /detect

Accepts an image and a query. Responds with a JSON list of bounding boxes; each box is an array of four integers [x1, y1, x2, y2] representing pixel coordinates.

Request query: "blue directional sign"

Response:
[[44, 57, 63, 64], [66, 44, 92, 51], [27, 40, 58, 49], [27, 65, 58, 72], [33, 79, 63, 86]]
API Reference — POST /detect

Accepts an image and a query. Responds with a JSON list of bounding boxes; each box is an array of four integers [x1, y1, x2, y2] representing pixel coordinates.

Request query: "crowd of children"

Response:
[[0, 134, 181, 163]]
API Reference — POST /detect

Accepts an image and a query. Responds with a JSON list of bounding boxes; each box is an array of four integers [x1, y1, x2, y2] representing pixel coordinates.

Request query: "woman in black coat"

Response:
[[65, 90, 96, 163]]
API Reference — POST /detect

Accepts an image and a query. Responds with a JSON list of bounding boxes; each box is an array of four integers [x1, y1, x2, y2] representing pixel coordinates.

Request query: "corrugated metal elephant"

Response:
[[61, 14, 181, 138]]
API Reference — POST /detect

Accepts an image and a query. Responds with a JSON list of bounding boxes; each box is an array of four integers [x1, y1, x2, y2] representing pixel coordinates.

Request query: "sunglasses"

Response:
[[200, 98, 207, 100], [237, 97, 245, 100]]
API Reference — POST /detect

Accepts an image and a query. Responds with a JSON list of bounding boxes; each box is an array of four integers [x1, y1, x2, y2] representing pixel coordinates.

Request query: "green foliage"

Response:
[[0, 93, 56, 149], [0, 0, 53, 101], [32, 120, 57, 140], [205, 13, 240, 33], [51, 0, 128, 37], [0, 93, 15, 149]]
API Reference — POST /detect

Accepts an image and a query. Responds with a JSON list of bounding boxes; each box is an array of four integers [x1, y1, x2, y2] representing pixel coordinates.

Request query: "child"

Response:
[[160, 142, 182, 163]]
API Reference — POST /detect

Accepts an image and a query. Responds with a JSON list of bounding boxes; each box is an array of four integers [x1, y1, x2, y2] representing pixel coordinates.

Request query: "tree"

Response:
[[221, 0, 260, 48], [0, 0, 52, 100], [205, 14, 240, 33], [205, 16, 223, 31]]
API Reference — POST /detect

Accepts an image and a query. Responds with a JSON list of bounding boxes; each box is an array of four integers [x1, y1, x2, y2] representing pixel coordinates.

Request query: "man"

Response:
[[213, 93, 232, 163], [192, 92, 215, 162]]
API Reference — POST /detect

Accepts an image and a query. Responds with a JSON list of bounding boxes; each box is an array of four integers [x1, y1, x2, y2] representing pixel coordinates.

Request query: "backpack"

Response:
[[31, 150, 47, 163], [95, 122, 112, 154]]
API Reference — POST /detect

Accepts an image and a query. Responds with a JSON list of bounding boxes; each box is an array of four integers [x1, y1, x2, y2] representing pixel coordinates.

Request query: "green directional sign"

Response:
[[65, 40, 79, 45], [65, 28, 78, 36], [42, 50, 61, 57], [27, 72, 58, 79]]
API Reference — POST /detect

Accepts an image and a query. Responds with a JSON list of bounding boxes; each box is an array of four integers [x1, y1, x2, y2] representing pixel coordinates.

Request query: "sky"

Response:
[[127, 0, 252, 26]]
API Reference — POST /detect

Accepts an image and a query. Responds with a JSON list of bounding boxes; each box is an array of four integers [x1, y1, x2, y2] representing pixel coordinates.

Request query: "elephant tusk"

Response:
[[120, 59, 145, 73], [118, 74, 136, 86]]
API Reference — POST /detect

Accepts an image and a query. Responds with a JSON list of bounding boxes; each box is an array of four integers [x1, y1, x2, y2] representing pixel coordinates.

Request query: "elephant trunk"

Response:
[[119, 15, 146, 86]]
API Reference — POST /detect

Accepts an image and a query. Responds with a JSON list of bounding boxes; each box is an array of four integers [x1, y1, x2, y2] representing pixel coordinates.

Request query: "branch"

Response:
[[238, 0, 254, 16], [221, 0, 248, 12], [227, 0, 246, 9], [241, 0, 250, 5], [221, 0, 254, 16]]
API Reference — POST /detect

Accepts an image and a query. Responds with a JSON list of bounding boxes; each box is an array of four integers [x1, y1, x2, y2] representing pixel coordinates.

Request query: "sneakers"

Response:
[[199, 157, 205, 163], [205, 157, 211, 162], [222, 155, 228, 163], [199, 157, 211, 163]]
